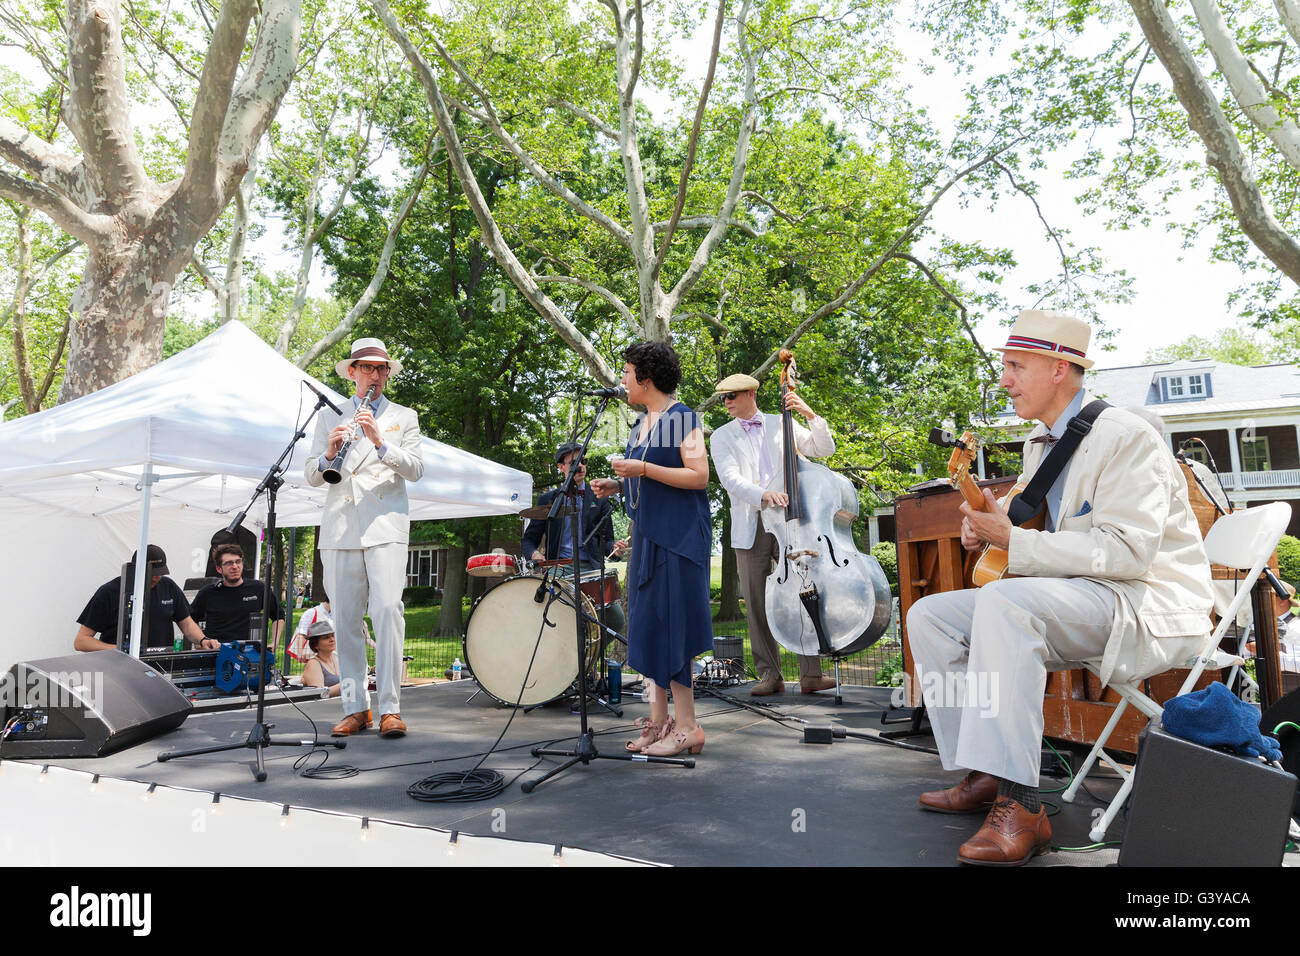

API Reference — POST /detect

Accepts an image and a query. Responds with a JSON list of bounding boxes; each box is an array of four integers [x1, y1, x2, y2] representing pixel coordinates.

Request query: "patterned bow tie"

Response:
[[1030, 433, 1059, 446], [739, 415, 764, 434]]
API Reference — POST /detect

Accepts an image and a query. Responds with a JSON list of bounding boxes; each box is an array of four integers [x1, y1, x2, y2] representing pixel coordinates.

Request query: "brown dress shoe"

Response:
[[958, 798, 1052, 866], [379, 713, 407, 738], [331, 710, 372, 737], [750, 676, 784, 696], [918, 770, 999, 813], [800, 676, 836, 694]]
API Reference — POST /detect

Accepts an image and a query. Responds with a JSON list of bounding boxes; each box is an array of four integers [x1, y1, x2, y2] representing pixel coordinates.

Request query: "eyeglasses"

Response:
[[353, 362, 389, 375], [219, 558, 243, 567], [721, 392, 739, 401]]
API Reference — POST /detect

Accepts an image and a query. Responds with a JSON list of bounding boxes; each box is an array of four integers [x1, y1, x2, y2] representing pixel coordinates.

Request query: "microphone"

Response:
[[303, 380, 343, 415], [534, 577, 549, 603], [585, 385, 627, 399]]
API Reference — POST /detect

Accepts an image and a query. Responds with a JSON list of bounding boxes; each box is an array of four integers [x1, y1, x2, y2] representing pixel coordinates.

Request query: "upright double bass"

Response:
[[761, 350, 892, 659]]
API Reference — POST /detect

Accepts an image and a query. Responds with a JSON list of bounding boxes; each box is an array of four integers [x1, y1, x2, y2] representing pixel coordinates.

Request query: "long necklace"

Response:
[[627, 397, 674, 511]]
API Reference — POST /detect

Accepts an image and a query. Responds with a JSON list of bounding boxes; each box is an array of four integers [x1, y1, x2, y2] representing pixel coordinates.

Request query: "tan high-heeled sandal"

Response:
[[626, 716, 673, 752], [643, 724, 704, 756]]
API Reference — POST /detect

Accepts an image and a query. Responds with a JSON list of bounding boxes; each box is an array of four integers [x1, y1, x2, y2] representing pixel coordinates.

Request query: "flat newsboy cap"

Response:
[[715, 373, 760, 394]]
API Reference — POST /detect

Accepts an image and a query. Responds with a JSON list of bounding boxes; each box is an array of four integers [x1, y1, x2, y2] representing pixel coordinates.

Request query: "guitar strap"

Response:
[[1006, 399, 1110, 527]]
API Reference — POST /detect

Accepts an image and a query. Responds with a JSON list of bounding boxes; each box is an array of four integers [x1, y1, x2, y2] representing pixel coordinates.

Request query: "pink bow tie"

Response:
[[739, 416, 764, 434]]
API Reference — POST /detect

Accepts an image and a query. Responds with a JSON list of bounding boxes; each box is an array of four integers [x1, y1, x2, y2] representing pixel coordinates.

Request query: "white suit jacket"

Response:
[[305, 397, 425, 549], [1005, 396, 1214, 684], [710, 413, 835, 549]]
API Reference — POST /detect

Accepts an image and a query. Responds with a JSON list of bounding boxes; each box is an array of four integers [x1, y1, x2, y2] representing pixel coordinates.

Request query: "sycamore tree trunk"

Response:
[[0, 0, 301, 402], [434, 539, 468, 637]]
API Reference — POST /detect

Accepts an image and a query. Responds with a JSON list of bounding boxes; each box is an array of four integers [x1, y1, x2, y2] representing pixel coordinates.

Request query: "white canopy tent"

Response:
[[0, 322, 531, 671]]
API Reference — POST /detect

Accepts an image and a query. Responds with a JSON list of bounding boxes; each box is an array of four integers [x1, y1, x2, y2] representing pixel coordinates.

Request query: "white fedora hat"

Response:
[[994, 310, 1094, 369], [335, 338, 403, 379]]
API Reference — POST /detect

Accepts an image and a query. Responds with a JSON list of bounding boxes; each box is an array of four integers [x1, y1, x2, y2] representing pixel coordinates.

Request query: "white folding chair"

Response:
[[1060, 501, 1293, 842]]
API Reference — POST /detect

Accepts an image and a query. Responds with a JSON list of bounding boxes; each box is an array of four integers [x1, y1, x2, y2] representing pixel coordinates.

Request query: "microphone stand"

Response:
[[522, 391, 693, 793], [159, 391, 345, 781]]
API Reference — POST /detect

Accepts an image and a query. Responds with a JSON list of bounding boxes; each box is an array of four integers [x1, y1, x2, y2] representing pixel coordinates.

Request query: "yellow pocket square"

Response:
[[386, 424, 401, 432]]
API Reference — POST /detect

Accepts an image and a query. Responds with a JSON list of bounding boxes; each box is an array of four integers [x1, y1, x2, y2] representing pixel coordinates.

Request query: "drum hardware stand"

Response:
[[523, 390, 693, 794], [159, 389, 345, 781]]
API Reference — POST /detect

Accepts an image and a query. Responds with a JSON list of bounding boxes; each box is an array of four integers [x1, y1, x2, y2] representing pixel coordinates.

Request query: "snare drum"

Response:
[[577, 569, 621, 607], [462, 575, 599, 707], [466, 551, 519, 578]]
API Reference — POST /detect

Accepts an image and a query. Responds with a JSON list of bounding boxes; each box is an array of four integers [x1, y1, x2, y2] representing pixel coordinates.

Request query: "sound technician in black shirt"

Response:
[[73, 545, 217, 653], [190, 544, 285, 648]]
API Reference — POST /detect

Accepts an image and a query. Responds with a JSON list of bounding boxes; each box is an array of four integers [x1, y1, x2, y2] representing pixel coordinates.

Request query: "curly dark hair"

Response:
[[622, 341, 681, 395]]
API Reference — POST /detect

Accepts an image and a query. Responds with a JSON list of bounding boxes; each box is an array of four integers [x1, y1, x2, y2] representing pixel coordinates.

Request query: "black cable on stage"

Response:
[[404, 584, 556, 802]]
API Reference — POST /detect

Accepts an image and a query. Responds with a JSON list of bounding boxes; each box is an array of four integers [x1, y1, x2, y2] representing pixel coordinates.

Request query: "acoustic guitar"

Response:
[[946, 431, 1044, 587]]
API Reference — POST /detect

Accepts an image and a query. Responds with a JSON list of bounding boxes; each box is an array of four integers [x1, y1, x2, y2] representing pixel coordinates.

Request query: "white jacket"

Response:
[[710, 413, 835, 549], [1007, 397, 1214, 684], [305, 396, 425, 549]]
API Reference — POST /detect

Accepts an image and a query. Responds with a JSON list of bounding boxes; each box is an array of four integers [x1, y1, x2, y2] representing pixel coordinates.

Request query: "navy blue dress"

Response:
[[624, 403, 713, 688]]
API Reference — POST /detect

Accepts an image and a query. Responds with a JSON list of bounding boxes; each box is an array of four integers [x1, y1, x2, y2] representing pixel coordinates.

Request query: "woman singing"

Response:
[[593, 342, 712, 756]]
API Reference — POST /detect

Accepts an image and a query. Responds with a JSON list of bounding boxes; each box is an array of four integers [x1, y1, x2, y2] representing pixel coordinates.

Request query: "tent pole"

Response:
[[285, 526, 296, 672], [129, 464, 155, 658]]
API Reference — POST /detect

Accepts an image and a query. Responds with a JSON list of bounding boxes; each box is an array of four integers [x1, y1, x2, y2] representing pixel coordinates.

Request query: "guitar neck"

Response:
[[955, 472, 988, 512]]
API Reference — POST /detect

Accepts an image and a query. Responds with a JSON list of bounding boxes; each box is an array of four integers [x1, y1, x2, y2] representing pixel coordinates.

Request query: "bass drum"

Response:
[[463, 575, 599, 707]]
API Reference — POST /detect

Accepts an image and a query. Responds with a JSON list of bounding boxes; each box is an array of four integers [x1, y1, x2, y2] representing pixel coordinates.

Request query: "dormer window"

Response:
[[1158, 371, 1211, 401]]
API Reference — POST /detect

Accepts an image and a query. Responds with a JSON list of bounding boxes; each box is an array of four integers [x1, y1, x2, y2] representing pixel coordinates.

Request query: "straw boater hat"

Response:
[[714, 373, 761, 394], [994, 310, 1095, 370], [335, 337, 403, 380]]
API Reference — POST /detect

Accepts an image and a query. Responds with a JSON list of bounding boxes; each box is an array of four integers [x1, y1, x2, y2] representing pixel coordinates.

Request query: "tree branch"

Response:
[[295, 144, 433, 369], [548, 99, 617, 139], [64, 0, 150, 207], [0, 118, 90, 206], [1189, 0, 1300, 169], [650, 0, 726, 284], [432, 45, 633, 247], [531, 273, 639, 333], [180, 0, 258, 204], [1130, 0, 1300, 286], [372, 0, 618, 384], [663, 0, 758, 320], [0, 168, 110, 244]]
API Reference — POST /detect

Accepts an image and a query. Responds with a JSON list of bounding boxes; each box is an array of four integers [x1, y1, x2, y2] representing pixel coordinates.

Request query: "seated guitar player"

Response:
[[905, 310, 1215, 866]]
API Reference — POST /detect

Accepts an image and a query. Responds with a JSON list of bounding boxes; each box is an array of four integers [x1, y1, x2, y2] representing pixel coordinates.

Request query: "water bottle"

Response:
[[607, 660, 622, 703], [452, 657, 463, 680]]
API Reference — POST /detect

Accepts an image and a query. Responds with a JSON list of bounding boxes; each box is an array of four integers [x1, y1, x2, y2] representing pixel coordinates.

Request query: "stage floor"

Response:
[[10, 678, 1206, 866]]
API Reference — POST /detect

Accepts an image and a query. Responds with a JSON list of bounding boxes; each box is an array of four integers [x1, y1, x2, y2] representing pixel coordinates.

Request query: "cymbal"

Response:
[[518, 503, 576, 520]]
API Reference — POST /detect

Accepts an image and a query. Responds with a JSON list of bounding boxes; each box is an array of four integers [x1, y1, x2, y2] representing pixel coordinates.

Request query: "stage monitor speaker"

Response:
[[1119, 723, 1297, 867], [1261, 686, 1300, 812], [0, 650, 191, 759]]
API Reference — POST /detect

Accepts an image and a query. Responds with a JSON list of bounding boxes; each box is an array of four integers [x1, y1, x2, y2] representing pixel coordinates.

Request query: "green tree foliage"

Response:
[[1277, 533, 1300, 587]]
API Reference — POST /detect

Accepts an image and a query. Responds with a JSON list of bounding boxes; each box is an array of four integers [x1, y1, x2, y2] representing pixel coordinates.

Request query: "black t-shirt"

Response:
[[190, 579, 283, 644], [77, 576, 192, 651]]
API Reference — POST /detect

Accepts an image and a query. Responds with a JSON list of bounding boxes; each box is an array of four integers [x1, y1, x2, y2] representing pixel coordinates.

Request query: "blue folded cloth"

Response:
[[1162, 681, 1283, 762]]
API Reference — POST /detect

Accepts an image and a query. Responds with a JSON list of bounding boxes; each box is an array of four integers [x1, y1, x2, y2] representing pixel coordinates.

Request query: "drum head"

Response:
[[467, 552, 517, 578], [463, 575, 598, 707]]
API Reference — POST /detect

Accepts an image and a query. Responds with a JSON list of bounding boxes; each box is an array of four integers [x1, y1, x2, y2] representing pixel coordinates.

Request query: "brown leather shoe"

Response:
[[918, 770, 999, 814], [379, 713, 407, 738], [958, 798, 1052, 866], [800, 676, 836, 694], [331, 710, 372, 737], [750, 676, 784, 696]]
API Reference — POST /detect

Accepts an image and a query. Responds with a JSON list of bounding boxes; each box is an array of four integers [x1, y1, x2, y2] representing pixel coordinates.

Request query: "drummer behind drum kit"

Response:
[[463, 546, 623, 709]]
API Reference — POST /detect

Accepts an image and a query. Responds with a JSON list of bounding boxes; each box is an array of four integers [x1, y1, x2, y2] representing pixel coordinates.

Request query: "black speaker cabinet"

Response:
[[1261, 686, 1300, 812], [1119, 723, 1297, 867], [0, 650, 191, 759]]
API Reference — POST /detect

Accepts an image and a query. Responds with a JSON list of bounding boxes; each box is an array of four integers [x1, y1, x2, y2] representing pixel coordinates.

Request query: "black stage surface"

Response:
[[13, 679, 1166, 867]]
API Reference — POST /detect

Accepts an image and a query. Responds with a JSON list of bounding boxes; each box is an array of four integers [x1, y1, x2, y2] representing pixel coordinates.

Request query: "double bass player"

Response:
[[709, 372, 838, 695]]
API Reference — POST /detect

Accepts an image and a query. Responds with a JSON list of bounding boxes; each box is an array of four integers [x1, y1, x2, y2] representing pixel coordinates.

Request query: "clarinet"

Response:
[[321, 385, 377, 484]]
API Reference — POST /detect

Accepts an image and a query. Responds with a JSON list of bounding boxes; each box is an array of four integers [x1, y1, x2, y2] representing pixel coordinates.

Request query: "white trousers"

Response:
[[905, 577, 1116, 786], [322, 542, 407, 717]]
